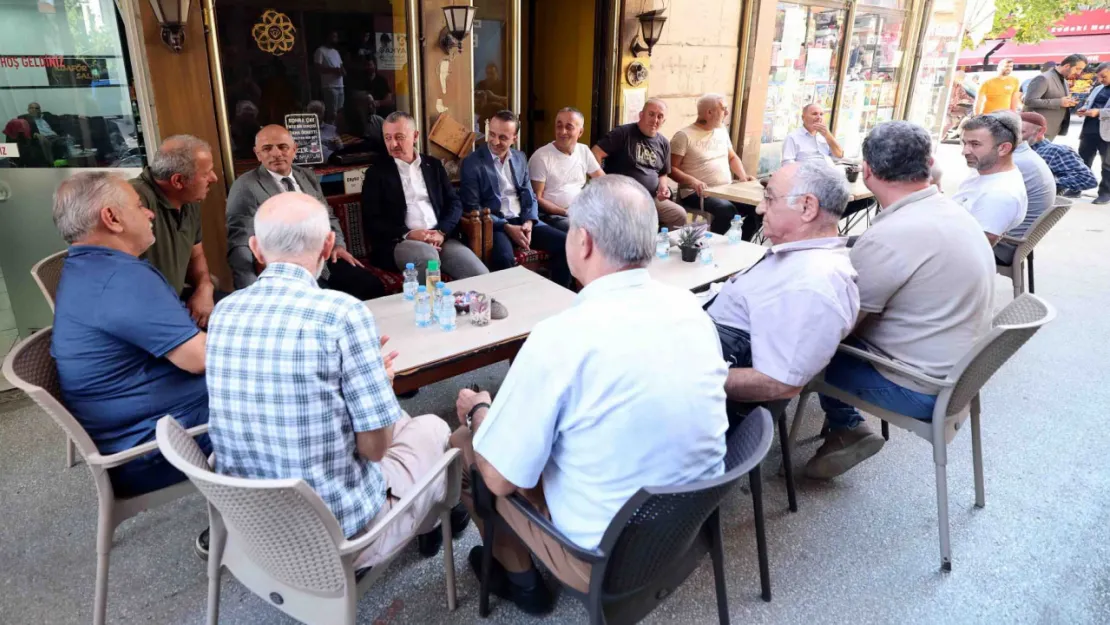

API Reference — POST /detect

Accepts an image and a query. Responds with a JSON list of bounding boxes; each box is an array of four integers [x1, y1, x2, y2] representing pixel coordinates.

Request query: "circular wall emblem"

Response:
[[252, 10, 296, 56], [626, 60, 648, 87]]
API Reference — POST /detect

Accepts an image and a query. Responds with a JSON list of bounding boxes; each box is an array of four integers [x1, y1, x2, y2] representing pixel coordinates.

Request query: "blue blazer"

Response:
[[459, 143, 538, 229]]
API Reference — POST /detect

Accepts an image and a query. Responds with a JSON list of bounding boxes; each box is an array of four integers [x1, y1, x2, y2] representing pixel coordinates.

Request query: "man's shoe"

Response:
[[194, 528, 210, 561], [397, 389, 420, 399], [417, 503, 472, 557], [804, 424, 885, 480], [1094, 193, 1110, 205], [467, 546, 555, 615], [1060, 189, 1082, 198]]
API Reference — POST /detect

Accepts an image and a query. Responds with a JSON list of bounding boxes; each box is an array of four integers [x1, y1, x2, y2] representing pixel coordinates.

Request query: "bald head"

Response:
[[250, 192, 335, 274], [254, 124, 297, 176], [638, 98, 667, 137]]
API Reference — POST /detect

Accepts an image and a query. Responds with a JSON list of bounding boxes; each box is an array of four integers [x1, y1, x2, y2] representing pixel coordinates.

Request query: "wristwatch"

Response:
[[466, 402, 491, 431]]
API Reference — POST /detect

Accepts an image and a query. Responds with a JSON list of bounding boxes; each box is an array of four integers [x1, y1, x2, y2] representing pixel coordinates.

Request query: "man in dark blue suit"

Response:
[[459, 110, 570, 286]]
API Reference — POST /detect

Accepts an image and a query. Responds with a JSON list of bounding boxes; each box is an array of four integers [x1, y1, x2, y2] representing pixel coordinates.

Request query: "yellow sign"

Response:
[[252, 10, 295, 56]]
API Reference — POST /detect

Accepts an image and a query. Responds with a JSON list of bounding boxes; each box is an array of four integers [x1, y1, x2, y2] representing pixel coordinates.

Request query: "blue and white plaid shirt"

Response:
[[1030, 139, 1098, 192], [207, 262, 402, 537]]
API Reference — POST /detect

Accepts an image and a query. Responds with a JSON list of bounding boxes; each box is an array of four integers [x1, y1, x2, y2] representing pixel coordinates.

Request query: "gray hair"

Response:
[[568, 175, 657, 267], [52, 172, 130, 244], [149, 134, 211, 181], [861, 121, 932, 183], [962, 113, 1020, 148], [254, 193, 333, 259], [788, 160, 850, 218], [556, 106, 584, 124], [384, 110, 416, 129], [235, 100, 258, 117], [306, 100, 325, 116], [696, 93, 726, 115]]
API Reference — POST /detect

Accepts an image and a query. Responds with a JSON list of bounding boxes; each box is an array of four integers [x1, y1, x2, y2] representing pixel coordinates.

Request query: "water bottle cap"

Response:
[[704, 233, 712, 238], [442, 288, 452, 295], [405, 262, 415, 269], [427, 260, 440, 270], [732, 215, 741, 221], [435, 282, 445, 289], [417, 285, 427, 292], [660, 227, 669, 233]]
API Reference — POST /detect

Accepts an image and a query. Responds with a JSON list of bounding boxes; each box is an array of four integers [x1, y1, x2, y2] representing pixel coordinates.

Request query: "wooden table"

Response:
[[706, 178, 874, 204], [648, 233, 766, 292], [365, 267, 576, 394]]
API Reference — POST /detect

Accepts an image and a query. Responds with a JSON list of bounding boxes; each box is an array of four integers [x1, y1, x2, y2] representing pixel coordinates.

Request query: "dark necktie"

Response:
[[280, 176, 295, 192]]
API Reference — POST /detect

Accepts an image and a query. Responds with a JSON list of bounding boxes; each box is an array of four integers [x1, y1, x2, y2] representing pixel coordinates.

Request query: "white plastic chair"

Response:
[[1, 327, 208, 625], [155, 416, 462, 625], [29, 249, 79, 468], [788, 294, 1056, 570], [997, 198, 1071, 298]]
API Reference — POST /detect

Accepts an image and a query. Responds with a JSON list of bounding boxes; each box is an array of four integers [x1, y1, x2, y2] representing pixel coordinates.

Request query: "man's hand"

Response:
[[1086, 108, 1101, 118], [656, 183, 671, 201], [456, 388, 493, 430], [814, 123, 833, 137], [380, 335, 399, 384], [743, 174, 757, 182], [521, 220, 534, 246], [505, 223, 530, 250], [1062, 97, 1078, 108], [331, 246, 364, 267], [693, 180, 709, 198], [186, 285, 215, 329]]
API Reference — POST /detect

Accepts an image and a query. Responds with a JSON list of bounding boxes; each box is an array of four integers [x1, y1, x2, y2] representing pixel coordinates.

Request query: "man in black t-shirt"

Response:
[[591, 99, 687, 229], [1077, 65, 1110, 204]]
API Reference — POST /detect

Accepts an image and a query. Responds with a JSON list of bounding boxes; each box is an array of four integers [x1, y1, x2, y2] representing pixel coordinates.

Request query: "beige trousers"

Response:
[[655, 198, 689, 230]]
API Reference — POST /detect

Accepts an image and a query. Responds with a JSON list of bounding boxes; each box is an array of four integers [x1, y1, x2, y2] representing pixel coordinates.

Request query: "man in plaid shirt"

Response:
[[1022, 111, 1097, 197], [207, 192, 466, 568]]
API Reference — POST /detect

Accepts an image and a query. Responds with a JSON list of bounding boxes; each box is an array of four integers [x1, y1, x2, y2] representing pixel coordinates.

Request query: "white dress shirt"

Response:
[[473, 269, 728, 549], [781, 127, 834, 165], [493, 151, 521, 219], [707, 237, 860, 386], [394, 156, 439, 230], [268, 168, 302, 193]]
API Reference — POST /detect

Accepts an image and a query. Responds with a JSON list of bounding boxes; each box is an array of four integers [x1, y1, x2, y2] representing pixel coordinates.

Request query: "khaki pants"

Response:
[[450, 427, 592, 593], [655, 198, 688, 230], [353, 413, 451, 569]]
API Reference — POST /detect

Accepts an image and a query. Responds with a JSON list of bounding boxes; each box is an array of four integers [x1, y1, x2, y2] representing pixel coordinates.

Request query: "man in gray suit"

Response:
[[1077, 64, 1110, 204], [1023, 54, 1087, 141], [226, 124, 384, 298]]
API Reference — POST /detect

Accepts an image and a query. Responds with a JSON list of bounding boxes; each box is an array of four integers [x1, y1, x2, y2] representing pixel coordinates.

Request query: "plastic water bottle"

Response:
[[726, 215, 743, 245], [699, 233, 714, 265], [656, 228, 670, 259], [425, 260, 441, 298], [402, 263, 418, 300], [414, 286, 432, 328], [439, 288, 457, 331]]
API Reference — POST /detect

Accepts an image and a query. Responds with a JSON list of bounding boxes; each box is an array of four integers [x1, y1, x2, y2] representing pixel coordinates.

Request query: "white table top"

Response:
[[365, 267, 576, 376], [648, 233, 766, 292], [706, 177, 874, 204]]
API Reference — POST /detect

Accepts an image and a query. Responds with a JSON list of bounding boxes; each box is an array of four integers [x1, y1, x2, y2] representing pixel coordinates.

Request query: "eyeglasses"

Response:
[[761, 191, 807, 205]]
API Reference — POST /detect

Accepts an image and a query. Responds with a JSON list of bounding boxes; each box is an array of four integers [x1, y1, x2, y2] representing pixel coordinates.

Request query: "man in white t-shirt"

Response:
[[528, 107, 604, 232], [313, 31, 345, 123], [953, 112, 1028, 246], [670, 93, 760, 240]]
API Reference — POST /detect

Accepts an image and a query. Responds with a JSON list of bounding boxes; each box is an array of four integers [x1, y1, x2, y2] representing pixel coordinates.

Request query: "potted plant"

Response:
[[677, 216, 709, 263]]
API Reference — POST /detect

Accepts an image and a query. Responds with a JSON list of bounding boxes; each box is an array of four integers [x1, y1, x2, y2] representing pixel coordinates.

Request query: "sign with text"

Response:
[[0, 143, 20, 158], [45, 57, 110, 87], [343, 167, 367, 195], [284, 113, 324, 165]]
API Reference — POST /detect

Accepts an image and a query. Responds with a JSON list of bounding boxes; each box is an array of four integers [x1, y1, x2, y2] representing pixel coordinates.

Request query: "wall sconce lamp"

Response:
[[149, 0, 190, 53], [440, 5, 477, 54], [630, 8, 667, 57]]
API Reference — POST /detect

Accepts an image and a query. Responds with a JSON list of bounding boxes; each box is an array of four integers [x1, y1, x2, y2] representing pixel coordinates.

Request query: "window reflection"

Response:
[[838, 11, 905, 157], [473, 11, 508, 136]]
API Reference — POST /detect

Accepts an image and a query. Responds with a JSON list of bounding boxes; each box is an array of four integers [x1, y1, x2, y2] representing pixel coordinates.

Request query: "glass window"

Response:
[[757, 3, 847, 174], [837, 10, 906, 158], [907, 0, 966, 142], [0, 0, 145, 169], [214, 0, 412, 179], [473, 2, 510, 137]]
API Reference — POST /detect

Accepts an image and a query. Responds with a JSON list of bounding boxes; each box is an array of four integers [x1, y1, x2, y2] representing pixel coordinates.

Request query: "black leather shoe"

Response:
[[1094, 193, 1110, 205], [417, 504, 472, 557], [468, 546, 555, 615], [449, 502, 471, 537]]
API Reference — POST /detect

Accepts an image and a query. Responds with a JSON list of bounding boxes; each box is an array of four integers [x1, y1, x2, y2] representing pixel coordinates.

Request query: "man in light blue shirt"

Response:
[[781, 103, 844, 165], [449, 175, 729, 615]]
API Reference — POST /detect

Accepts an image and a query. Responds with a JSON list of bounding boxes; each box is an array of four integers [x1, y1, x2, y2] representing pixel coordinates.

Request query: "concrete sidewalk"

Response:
[[2, 162, 1109, 624]]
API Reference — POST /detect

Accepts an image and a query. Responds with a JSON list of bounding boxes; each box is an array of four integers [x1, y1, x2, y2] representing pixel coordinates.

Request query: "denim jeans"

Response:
[[819, 338, 937, 430]]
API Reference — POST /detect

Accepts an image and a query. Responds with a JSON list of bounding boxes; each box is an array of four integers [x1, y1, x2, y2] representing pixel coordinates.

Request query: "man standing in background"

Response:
[[975, 59, 1021, 114], [1076, 64, 1110, 204], [1023, 54, 1087, 141], [314, 31, 346, 123]]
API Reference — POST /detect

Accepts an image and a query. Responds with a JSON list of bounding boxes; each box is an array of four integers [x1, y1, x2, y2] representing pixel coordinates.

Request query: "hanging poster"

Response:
[[805, 48, 833, 82], [374, 33, 407, 70], [284, 113, 324, 165], [781, 7, 807, 59], [621, 88, 646, 125], [878, 82, 896, 107], [814, 83, 831, 108]]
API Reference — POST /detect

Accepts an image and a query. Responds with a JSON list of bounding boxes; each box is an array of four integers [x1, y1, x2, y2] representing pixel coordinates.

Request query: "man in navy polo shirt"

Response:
[[50, 172, 209, 535]]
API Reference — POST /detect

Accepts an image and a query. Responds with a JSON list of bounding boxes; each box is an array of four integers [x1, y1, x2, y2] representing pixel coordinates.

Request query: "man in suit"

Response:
[[226, 124, 384, 299], [362, 111, 488, 282], [20, 102, 66, 161], [1077, 64, 1110, 204], [459, 110, 570, 287], [1023, 54, 1087, 141]]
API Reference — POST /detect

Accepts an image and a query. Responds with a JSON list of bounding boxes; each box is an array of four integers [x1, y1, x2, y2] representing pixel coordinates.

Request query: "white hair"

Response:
[[568, 175, 657, 267], [788, 160, 850, 218], [52, 172, 131, 244], [150, 134, 211, 181], [696, 93, 726, 115], [254, 195, 332, 260]]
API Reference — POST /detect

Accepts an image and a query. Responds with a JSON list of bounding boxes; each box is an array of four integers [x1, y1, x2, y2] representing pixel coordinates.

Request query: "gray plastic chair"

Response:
[[155, 416, 463, 625], [788, 294, 1056, 570], [473, 407, 775, 624], [1, 327, 208, 625], [29, 249, 78, 467], [997, 198, 1071, 298]]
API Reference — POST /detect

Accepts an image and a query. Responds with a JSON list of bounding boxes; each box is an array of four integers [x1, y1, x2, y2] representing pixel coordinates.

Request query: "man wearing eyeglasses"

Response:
[[953, 113, 1028, 246]]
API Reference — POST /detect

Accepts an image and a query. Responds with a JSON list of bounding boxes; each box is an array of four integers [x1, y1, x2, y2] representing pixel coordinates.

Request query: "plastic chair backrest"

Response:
[[944, 294, 1056, 417], [155, 417, 352, 594], [597, 409, 773, 601], [1014, 199, 1070, 260], [30, 250, 67, 312], [1, 327, 100, 458]]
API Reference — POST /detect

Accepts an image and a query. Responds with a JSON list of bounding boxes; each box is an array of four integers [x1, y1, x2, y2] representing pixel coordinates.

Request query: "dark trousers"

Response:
[[681, 194, 763, 240], [321, 259, 386, 300], [1077, 133, 1110, 196], [109, 411, 211, 498], [715, 323, 760, 431], [490, 218, 571, 287]]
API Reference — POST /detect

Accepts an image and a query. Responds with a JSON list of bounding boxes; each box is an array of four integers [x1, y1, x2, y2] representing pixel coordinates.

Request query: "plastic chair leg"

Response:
[[1027, 252, 1035, 294], [881, 420, 889, 440], [749, 465, 771, 602], [707, 510, 731, 625], [93, 520, 113, 625], [970, 394, 985, 508], [206, 521, 224, 625], [776, 409, 797, 513], [479, 518, 495, 617], [441, 508, 458, 611], [935, 461, 952, 571], [66, 437, 76, 468]]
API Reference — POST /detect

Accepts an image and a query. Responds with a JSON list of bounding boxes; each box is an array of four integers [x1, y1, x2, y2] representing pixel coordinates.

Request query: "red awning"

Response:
[[958, 34, 1110, 67]]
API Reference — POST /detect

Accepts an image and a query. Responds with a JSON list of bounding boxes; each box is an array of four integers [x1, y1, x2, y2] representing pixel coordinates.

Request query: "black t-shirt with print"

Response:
[[597, 122, 671, 194]]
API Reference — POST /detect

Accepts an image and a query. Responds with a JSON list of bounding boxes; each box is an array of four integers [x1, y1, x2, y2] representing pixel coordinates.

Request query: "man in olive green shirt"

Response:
[[130, 135, 220, 328]]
